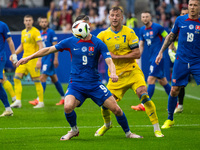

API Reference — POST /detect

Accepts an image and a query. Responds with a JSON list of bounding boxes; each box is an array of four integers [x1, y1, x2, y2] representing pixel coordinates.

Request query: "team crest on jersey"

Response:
[[146, 32, 149, 36], [195, 25, 200, 30], [114, 36, 120, 40], [189, 24, 194, 30], [82, 46, 87, 52], [28, 34, 31, 38], [150, 31, 153, 35], [88, 46, 94, 56], [115, 44, 120, 49]]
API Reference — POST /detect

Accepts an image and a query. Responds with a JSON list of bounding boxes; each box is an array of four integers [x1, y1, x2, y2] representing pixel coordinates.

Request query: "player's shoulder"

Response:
[[0, 21, 6, 27], [122, 25, 135, 34], [47, 28, 56, 34], [31, 27, 40, 32], [152, 22, 163, 28]]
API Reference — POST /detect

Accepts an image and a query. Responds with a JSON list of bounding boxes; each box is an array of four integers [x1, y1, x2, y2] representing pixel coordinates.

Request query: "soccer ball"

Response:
[[72, 20, 90, 39]]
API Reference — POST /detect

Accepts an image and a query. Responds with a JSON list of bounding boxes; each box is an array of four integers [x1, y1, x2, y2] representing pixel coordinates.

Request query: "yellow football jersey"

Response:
[[97, 25, 139, 76], [21, 27, 42, 58]]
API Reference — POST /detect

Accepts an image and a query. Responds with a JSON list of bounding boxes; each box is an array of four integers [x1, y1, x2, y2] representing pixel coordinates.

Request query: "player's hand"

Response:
[[9, 54, 18, 64], [110, 74, 118, 82], [16, 57, 30, 67], [110, 52, 118, 59], [54, 59, 59, 68], [155, 52, 163, 65], [168, 49, 176, 63]]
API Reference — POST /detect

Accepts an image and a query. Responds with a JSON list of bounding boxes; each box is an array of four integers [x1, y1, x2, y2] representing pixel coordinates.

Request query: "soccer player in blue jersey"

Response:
[[168, 7, 189, 114], [131, 11, 171, 111], [0, 21, 18, 117], [16, 15, 143, 140], [29, 17, 65, 106], [156, 0, 200, 128]]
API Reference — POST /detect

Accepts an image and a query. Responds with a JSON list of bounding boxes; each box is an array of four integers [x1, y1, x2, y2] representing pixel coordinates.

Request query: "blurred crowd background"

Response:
[[0, 0, 189, 32]]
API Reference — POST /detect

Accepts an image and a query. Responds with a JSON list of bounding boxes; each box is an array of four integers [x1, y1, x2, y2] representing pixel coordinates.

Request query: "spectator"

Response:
[[126, 13, 138, 29], [59, 9, 73, 30], [18, 0, 28, 8], [98, 0, 107, 23], [126, 0, 135, 16], [59, 0, 72, 10], [7, 0, 19, 8], [88, 8, 99, 30]]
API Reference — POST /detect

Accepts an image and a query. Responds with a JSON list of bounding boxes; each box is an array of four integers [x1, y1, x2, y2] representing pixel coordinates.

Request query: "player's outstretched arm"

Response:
[[110, 48, 141, 59], [156, 32, 176, 65], [16, 46, 57, 67], [105, 58, 118, 82], [7, 37, 18, 64]]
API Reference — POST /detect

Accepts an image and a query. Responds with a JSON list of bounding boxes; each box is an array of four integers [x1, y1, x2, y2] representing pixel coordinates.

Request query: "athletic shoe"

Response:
[[29, 99, 39, 106], [33, 102, 44, 108], [10, 100, 22, 108], [174, 107, 183, 113], [94, 124, 112, 136], [161, 119, 175, 129], [0, 110, 13, 117], [56, 99, 64, 105], [126, 133, 143, 138], [60, 130, 79, 140], [131, 104, 145, 111], [155, 130, 164, 137]]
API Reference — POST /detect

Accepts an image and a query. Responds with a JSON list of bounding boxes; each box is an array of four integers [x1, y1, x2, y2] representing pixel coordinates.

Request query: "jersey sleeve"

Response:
[[34, 29, 42, 42], [98, 40, 111, 59], [55, 39, 69, 52], [171, 17, 179, 35], [2, 23, 11, 40], [128, 29, 139, 49]]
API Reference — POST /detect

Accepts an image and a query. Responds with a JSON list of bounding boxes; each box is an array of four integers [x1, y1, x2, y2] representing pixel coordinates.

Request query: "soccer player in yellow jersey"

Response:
[[94, 7, 164, 137], [2, 70, 16, 102], [11, 15, 44, 108]]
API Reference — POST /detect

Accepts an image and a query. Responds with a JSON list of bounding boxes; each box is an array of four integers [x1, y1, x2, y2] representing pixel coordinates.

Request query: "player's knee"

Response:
[[64, 105, 74, 114], [136, 86, 147, 97], [111, 106, 122, 116], [40, 76, 46, 82], [170, 87, 179, 97]]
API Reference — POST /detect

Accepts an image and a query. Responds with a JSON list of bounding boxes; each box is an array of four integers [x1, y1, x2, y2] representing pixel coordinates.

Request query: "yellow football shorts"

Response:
[[107, 67, 146, 101], [15, 58, 40, 78]]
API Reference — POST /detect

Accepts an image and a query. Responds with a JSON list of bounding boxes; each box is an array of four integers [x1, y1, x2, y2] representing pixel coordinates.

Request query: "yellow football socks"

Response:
[[101, 107, 111, 124], [34, 82, 43, 102], [140, 93, 158, 125], [3, 80, 15, 98], [14, 77, 22, 100]]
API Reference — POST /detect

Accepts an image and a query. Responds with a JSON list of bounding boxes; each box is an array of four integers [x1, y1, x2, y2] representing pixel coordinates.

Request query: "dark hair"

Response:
[[110, 6, 123, 14], [141, 11, 151, 15], [40, 16, 47, 19], [24, 15, 33, 19], [75, 15, 90, 22], [181, 7, 188, 11]]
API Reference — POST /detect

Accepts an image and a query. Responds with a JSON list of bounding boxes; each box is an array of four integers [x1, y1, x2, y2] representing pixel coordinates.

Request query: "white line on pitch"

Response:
[[155, 87, 200, 100], [0, 124, 199, 130]]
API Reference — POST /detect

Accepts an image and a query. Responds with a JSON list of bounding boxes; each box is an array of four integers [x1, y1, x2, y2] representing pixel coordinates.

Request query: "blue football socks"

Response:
[[54, 81, 65, 97], [115, 112, 130, 133], [65, 110, 77, 127], [163, 83, 171, 95], [168, 95, 178, 121], [147, 84, 155, 99]]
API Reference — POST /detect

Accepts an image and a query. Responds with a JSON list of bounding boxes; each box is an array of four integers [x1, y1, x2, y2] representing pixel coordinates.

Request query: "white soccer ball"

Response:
[[72, 20, 90, 39]]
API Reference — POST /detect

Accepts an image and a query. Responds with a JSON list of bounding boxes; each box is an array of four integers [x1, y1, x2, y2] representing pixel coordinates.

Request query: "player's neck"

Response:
[[145, 21, 152, 28], [110, 25, 122, 32], [26, 26, 32, 31], [189, 14, 199, 20], [83, 34, 92, 40], [42, 28, 48, 32]]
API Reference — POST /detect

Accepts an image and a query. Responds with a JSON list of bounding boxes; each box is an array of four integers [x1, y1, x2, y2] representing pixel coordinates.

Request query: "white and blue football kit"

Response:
[[171, 14, 200, 86], [55, 35, 112, 106], [140, 23, 166, 78], [40, 28, 58, 76]]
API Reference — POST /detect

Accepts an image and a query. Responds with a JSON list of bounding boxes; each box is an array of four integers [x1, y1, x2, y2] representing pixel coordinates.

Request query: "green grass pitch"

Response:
[[0, 82, 199, 150]]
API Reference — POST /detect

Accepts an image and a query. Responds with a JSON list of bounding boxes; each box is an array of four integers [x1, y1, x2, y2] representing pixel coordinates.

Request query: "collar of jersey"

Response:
[[110, 26, 123, 34]]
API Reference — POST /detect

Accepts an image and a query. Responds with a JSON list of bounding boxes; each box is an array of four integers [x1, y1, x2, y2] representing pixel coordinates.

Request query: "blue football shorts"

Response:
[[41, 58, 56, 76], [172, 58, 200, 86], [65, 81, 112, 107], [149, 58, 165, 79]]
